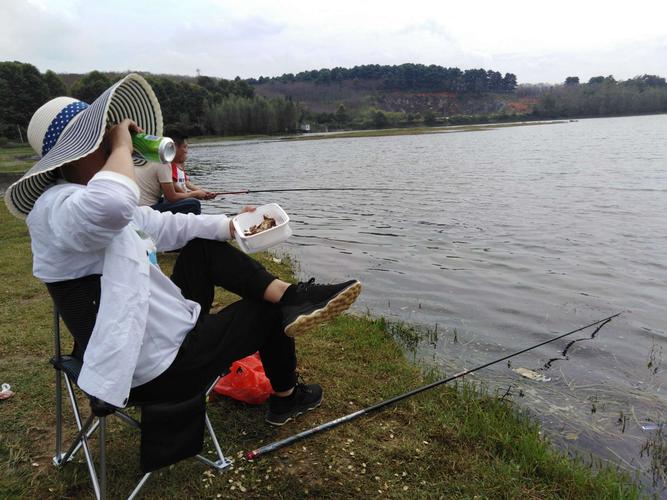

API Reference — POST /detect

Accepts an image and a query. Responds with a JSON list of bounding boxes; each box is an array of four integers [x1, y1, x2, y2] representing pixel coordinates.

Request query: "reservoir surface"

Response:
[[192, 115, 666, 490]]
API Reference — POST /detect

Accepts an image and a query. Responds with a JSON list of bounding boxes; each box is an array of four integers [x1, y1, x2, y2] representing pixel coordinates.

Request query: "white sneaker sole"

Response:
[[284, 281, 362, 337]]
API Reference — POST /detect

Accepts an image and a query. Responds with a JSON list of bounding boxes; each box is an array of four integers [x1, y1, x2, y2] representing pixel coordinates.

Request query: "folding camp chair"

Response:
[[50, 306, 232, 499]]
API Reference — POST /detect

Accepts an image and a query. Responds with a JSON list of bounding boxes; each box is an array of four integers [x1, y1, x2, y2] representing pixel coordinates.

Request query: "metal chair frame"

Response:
[[51, 307, 232, 499]]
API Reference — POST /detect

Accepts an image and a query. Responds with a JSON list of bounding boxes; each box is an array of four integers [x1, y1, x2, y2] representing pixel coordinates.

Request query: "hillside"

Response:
[[3, 62, 665, 140], [253, 79, 536, 119]]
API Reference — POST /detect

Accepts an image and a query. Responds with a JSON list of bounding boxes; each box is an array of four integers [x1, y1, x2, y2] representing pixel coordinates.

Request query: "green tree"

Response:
[[372, 110, 388, 128], [0, 61, 50, 139], [71, 71, 113, 103], [502, 73, 518, 92], [44, 70, 68, 98], [335, 104, 348, 126], [256, 63, 517, 94], [564, 76, 579, 86], [423, 110, 437, 126], [487, 70, 503, 91]]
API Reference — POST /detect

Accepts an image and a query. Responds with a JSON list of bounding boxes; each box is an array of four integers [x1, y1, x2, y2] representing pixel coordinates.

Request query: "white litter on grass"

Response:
[[512, 367, 551, 382], [0, 383, 14, 400]]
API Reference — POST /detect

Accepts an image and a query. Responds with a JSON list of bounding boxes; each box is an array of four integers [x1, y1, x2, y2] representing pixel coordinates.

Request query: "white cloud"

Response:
[[2, 0, 667, 83]]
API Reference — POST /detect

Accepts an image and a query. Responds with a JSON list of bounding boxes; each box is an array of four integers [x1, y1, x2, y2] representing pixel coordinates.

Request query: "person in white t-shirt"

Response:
[[134, 134, 213, 214]]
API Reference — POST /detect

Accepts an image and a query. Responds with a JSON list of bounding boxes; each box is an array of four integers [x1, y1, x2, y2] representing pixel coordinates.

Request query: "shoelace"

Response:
[[294, 373, 312, 395], [295, 277, 316, 293]]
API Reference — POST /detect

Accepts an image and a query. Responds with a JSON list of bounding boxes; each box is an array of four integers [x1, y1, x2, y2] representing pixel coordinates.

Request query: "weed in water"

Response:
[[641, 426, 667, 487]]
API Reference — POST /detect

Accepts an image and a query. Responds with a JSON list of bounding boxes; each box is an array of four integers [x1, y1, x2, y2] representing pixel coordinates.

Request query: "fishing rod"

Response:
[[213, 187, 423, 196], [246, 312, 622, 460]]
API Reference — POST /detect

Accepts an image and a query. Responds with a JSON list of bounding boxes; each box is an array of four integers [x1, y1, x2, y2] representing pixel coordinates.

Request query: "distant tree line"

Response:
[[0, 61, 67, 141], [3, 61, 667, 140], [533, 74, 667, 118], [249, 63, 518, 94], [205, 95, 302, 136], [0, 61, 301, 141]]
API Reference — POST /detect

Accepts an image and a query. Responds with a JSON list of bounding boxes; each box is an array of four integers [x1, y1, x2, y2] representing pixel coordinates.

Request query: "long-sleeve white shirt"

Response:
[[27, 171, 231, 407]]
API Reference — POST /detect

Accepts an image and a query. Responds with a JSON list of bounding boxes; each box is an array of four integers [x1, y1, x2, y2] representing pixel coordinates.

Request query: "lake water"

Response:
[[191, 116, 666, 491]]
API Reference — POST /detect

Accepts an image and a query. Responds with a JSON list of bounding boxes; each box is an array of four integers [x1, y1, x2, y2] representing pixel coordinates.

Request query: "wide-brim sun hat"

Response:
[[4, 73, 163, 219]]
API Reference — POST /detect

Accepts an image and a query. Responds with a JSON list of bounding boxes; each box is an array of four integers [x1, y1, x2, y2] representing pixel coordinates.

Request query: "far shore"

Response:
[[189, 119, 570, 147]]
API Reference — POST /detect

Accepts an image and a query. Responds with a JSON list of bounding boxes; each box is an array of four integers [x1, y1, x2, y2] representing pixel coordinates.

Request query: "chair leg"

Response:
[[53, 368, 63, 466], [64, 418, 100, 463], [64, 375, 102, 499], [99, 417, 106, 500], [54, 372, 232, 498], [55, 371, 99, 465], [195, 378, 232, 470], [195, 412, 232, 470], [127, 473, 152, 500], [61, 414, 95, 464]]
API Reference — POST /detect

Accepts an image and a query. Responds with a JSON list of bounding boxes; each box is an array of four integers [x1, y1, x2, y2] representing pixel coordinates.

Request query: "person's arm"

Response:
[[49, 120, 140, 252], [185, 179, 200, 191], [134, 205, 256, 251], [161, 181, 207, 201], [184, 179, 216, 200], [156, 163, 206, 201], [101, 119, 137, 181], [134, 206, 231, 251]]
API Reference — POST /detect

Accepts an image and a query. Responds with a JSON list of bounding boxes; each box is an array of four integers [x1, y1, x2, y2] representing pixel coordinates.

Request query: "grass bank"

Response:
[[0, 144, 34, 175], [0, 202, 641, 498]]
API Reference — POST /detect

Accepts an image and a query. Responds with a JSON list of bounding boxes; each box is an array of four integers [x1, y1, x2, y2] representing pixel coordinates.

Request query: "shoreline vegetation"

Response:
[[0, 202, 642, 498]]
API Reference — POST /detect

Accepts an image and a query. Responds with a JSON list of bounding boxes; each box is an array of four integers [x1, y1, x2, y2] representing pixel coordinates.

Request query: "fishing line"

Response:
[[541, 319, 610, 371], [214, 187, 425, 196], [246, 312, 622, 460]]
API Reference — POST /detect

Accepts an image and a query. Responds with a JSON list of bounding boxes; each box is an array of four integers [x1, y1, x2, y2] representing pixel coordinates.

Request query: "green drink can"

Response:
[[131, 132, 176, 163]]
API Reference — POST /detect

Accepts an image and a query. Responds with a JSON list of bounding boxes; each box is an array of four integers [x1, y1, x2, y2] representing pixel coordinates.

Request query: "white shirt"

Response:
[[27, 171, 231, 406], [173, 165, 188, 192]]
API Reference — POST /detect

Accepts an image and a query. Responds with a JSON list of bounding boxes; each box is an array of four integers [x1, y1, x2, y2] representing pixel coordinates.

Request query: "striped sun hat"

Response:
[[4, 73, 163, 219]]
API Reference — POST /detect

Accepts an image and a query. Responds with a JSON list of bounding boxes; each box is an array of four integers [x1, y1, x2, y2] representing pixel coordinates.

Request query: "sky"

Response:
[[2, 0, 667, 84]]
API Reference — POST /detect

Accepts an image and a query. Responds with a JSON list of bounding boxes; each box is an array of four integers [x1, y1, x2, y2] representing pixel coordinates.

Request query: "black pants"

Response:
[[130, 239, 297, 401], [150, 197, 202, 215], [48, 239, 297, 404]]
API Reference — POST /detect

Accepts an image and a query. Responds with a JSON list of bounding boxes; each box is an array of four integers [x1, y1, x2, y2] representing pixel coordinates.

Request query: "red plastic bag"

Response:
[[213, 352, 273, 405]]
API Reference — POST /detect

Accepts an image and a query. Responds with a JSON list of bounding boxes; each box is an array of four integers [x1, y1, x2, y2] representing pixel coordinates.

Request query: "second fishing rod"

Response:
[[246, 312, 622, 460]]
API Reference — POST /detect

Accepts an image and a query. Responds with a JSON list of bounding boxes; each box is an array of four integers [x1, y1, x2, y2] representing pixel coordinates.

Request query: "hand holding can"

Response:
[[131, 132, 176, 163]]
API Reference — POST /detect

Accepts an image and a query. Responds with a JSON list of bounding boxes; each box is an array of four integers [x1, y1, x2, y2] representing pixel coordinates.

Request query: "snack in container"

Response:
[[233, 203, 292, 253]]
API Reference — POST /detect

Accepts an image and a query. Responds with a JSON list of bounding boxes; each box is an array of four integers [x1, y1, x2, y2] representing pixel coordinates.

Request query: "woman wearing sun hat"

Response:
[[6, 73, 362, 429]]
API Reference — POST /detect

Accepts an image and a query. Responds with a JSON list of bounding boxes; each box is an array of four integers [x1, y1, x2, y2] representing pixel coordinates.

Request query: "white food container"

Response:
[[232, 203, 293, 253]]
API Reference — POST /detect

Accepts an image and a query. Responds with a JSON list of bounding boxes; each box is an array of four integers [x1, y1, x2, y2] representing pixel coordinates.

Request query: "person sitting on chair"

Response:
[[133, 133, 214, 215], [4, 74, 361, 427], [169, 132, 207, 196]]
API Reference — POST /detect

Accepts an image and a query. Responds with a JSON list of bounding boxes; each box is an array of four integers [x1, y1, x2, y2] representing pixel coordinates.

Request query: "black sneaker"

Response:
[[265, 382, 323, 426], [280, 278, 361, 337]]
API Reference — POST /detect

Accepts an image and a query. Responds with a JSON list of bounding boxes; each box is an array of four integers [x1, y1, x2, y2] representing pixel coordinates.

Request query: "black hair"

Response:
[[168, 130, 188, 146]]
